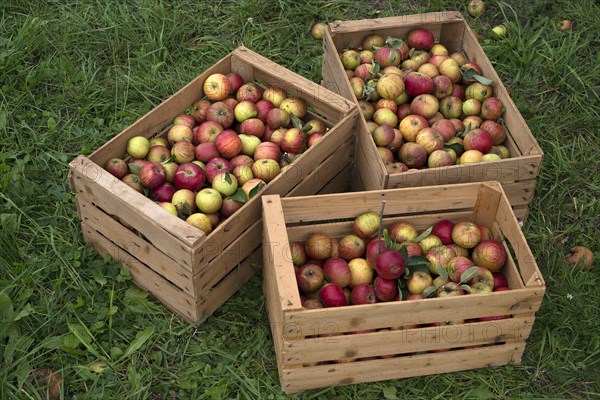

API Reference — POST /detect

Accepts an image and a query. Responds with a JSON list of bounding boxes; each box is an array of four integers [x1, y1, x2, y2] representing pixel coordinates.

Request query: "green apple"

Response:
[[127, 136, 150, 159], [239, 134, 262, 157], [186, 213, 212, 234], [195, 188, 223, 214], [212, 172, 238, 197]]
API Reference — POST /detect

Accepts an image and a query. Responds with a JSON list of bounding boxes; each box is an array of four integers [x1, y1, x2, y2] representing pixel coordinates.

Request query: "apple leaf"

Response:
[[248, 182, 265, 199], [399, 245, 409, 262], [385, 37, 405, 50], [398, 276, 408, 287], [444, 142, 464, 154], [382, 228, 393, 254], [229, 188, 246, 204], [371, 60, 381, 76], [396, 287, 403, 302], [224, 172, 232, 184], [408, 264, 430, 274], [459, 266, 480, 284], [142, 187, 150, 198], [363, 84, 376, 101], [182, 202, 192, 218], [406, 256, 430, 268], [414, 226, 433, 243], [437, 265, 449, 282], [457, 122, 472, 139], [290, 113, 304, 130], [460, 284, 472, 292], [128, 163, 141, 175], [473, 74, 493, 86], [161, 155, 175, 165], [408, 47, 416, 58], [301, 123, 312, 133], [422, 286, 438, 298]]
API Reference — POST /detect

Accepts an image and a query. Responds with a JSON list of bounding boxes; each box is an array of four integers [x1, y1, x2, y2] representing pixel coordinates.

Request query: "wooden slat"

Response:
[[80, 221, 197, 322], [473, 182, 503, 228], [386, 155, 540, 191], [195, 219, 262, 292], [354, 118, 388, 190], [513, 205, 529, 225], [262, 195, 303, 312], [282, 317, 534, 364], [70, 156, 202, 267], [88, 54, 232, 167], [280, 342, 526, 394], [322, 28, 354, 102], [315, 162, 352, 195], [285, 140, 353, 197], [77, 195, 195, 291], [282, 288, 543, 337], [279, 182, 483, 224], [195, 246, 262, 321], [495, 194, 545, 288], [502, 179, 537, 207], [439, 20, 466, 52]]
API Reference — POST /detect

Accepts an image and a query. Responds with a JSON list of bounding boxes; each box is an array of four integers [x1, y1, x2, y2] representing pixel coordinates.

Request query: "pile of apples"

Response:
[[338, 28, 511, 172], [103, 73, 328, 234], [292, 211, 511, 321]]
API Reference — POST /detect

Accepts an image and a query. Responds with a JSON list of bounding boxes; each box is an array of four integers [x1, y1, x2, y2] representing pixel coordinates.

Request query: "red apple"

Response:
[[262, 86, 287, 107], [215, 130, 242, 159], [365, 238, 387, 264], [338, 234, 366, 261], [319, 283, 348, 307], [297, 264, 325, 293], [404, 72, 433, 97], [407, 29, 435, 50], [480, 120, 506, 145], [305, 233, 332, 260], [193, 120, 223, 144], [463, 128, 493, 154], [195, 142, 221, 163], [205, 157, 232, 183], [152, 182, 176, 202], [174, 163, 205, 192], [447, 256, 475, 283], [266, 108, 291, 129], [122, 173, 143, 193], [472, 240, 507, 272], [171, 140, 196, 164], [203, 73, 231, 101], [351, 284, 377, 305], [139, 162, 166, 189], [399, 142, 427, 169], [280, 97, 307, 119], [226, 72, 245, 93], [323, 258, 352, 288], [206, 101, 234, 128], [236, 82, 262, 103], [375, 249, 406, 279], [431, 75, 453, 99], [432, 119, 457, 141], [432, 220, 455, 245], [493, 272, 509, 289], [374, 47, 401, 68], [410, 94, 439, 119], [373, 276, 398, 302], [220, 197, 244, 219], [376, 73, 405, 100], [190, 99, 212, 124], [167, 124, 193, 145], [104, 158, 128, 179], [281, 128, 307, 154], [255, 99, 275, 122]]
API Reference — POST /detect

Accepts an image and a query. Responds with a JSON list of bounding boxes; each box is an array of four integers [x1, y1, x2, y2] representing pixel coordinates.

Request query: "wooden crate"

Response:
[[321, 11, 543, 222], [262, 181, 545, 393], [68, 46, 358, 323]]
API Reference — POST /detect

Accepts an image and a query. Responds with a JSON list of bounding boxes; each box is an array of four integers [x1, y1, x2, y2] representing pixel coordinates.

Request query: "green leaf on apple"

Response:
[[385, 37, 405, 51], [414, 226, 433, 243], [161, 154, 175, 165], [460, 284, 472, 293], [459, 266, 480, 284], [224, 172, 232, 184], [444, 142, 464, 154], [229, 188, 246, 204], [473, 74, 493, 85], [301, 123, 312, 133], [422, 286, 438, 298], [396, 287, 403, 302], [383, 228, 393, 252], [128, 163, 141, 175], [457, 122, 472, 139], [363, 84, 376, 101], [406, 256, 430, 268], [290, 113, 304, 130], [408, 47, 416, 58], [182, 202, 192, 218], [371, 60, 381, 76], [248, 182, 265, 199], [408, 264, 430, 275], [142, 187, 149, 198], [437, 265, 449, 282], [399, 245, 409, 262], [398, 277, 408, 288]]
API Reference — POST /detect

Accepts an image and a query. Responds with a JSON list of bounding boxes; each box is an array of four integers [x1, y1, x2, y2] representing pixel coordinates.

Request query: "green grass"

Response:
[[1, 0, 599, 398]]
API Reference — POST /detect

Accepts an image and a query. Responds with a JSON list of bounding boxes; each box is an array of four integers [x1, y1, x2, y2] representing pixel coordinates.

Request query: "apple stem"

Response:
[[377, 200, 386, 255]]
